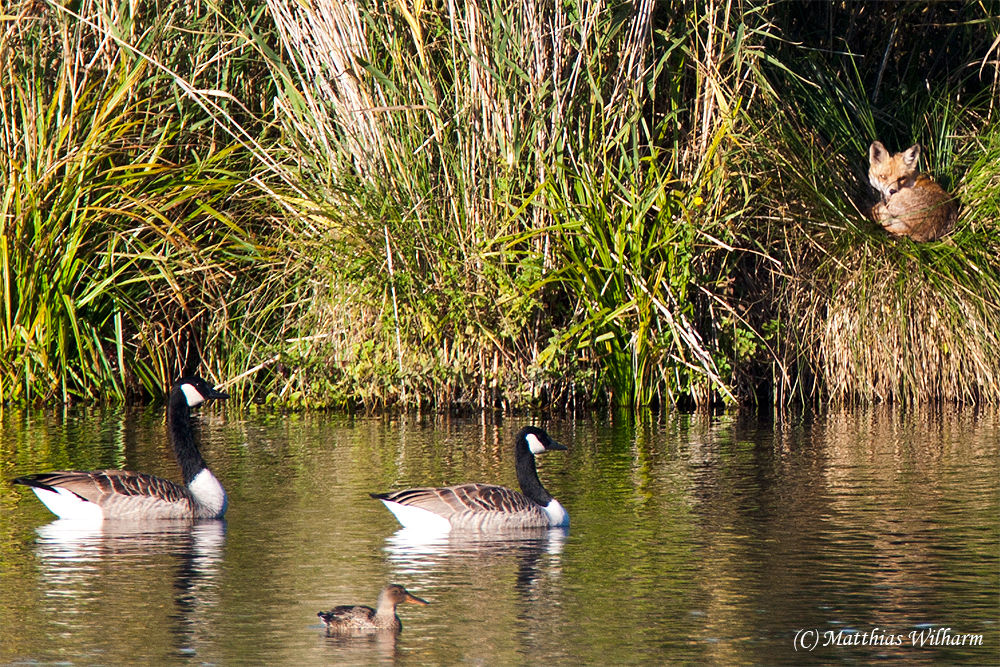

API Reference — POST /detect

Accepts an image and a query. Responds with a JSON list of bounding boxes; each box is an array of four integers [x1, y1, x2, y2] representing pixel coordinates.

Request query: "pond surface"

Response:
[[1, 407, 997, 665]]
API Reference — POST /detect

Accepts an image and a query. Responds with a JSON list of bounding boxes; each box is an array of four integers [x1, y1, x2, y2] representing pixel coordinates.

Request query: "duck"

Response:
[[317, 584, 429, 633], [371, 425, 569, 532], [12, 376, 229, 521]]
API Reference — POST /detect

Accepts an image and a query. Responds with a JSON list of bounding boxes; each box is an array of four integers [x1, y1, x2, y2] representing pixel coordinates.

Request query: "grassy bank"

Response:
[[746, 3, 1000, 405], [1, 0, 997, 409]]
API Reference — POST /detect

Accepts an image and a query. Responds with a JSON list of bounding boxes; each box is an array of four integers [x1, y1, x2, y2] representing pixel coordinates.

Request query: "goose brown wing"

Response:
[[379, 483, 537, 514], [16, 470, 192, 505]]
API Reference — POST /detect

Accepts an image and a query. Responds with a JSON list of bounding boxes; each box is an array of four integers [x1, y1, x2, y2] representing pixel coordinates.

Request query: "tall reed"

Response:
[[2, 0, 997, 408], [0, 0, 289, 402], [262, 0, 781, 408]]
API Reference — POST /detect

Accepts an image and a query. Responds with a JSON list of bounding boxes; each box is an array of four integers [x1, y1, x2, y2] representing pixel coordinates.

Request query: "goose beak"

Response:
[[547, 439, 568, 452], [206, 386, 229, 400], [405, 593, 430, 606]]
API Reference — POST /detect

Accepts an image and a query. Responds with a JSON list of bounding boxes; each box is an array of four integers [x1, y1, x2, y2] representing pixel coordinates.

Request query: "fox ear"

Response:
[[902, 144, 921, 167], [869, 141, 888, 164]]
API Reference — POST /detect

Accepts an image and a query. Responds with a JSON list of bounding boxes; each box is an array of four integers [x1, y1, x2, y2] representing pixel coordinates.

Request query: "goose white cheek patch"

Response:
[[526, 433, 546, 454], [180, 383, 206, 407]]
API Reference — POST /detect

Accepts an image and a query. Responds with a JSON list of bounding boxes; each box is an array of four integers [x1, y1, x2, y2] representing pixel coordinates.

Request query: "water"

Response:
[[1, 407, 997, 665]]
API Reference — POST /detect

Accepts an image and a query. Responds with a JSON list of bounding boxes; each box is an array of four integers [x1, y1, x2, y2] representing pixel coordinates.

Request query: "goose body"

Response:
[[13, 376, 228, 521], [372, 426, 569, 533], [318, 584, 428, 633]]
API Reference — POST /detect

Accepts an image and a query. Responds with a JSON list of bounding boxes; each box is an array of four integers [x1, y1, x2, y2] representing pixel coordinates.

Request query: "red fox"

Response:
[[868, 141, 957, 242]]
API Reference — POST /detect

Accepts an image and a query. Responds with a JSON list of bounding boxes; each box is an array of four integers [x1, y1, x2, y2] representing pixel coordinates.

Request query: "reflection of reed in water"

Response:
[[816, 409, 998, 656], [33, 519, 225, 661]]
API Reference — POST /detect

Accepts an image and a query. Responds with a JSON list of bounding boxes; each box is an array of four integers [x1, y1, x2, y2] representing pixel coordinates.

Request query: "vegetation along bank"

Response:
[[1, 1, 997, 409]]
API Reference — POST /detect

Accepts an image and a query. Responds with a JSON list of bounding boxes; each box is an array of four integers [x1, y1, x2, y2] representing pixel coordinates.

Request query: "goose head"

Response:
[[519, 426, 567, 456], [175, 376, 229, 407]]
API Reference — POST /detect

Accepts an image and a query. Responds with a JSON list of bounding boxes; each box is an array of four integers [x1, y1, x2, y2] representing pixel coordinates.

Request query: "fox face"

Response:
[[869, 141, 920, 201], [868, 141, 956, 242]]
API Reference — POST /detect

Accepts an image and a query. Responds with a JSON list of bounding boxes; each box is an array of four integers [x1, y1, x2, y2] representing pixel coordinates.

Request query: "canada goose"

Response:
[[12, 376, 229, 521], [317, 584, 429, 633], [371, 426, 569, 532]]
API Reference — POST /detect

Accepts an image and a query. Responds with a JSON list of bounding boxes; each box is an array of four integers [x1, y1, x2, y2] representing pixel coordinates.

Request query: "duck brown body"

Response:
[[318, 584, 428, 633]]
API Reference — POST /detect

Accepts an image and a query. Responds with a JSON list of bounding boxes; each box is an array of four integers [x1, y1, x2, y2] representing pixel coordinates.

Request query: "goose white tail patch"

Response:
[[526, 433, 546, 454], [30, 487, 105, 522], [379, 500, 452, 534], [180, 383, 206, 407]]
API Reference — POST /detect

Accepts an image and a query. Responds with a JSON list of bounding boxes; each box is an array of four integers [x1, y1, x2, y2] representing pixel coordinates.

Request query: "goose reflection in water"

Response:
[[32, 519, 225, 660], [383, 526, 567, 596]]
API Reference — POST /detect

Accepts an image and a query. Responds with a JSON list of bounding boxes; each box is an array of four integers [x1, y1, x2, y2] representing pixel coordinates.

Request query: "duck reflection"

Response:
[[317, 584, 428, 663], [380, 527, 569, 655], [32, 519, 225, 660], [320, 625, 401, 663]]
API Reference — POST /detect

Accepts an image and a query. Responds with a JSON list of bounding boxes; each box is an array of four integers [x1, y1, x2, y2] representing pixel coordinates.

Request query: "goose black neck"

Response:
[[168, 388, 208, 485], [515, 439, 553, 505]]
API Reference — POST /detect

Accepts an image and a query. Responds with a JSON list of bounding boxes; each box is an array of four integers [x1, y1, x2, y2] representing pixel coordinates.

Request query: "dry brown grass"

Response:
[[790, 253, 1000, 405]]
